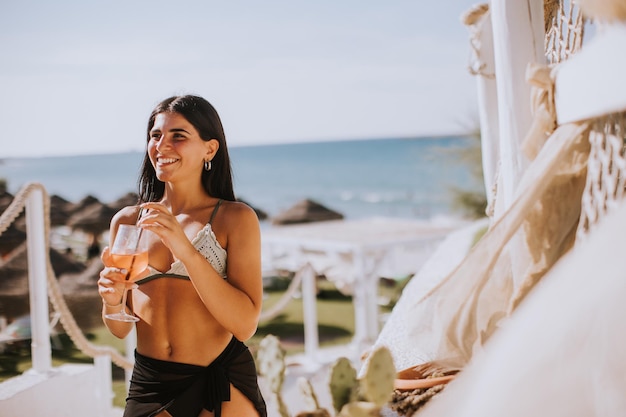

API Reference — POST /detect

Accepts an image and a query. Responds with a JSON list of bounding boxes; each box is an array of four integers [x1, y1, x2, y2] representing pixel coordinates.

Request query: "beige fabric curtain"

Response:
[[402, 121, 590, 369], [419, 197, 626, 417]]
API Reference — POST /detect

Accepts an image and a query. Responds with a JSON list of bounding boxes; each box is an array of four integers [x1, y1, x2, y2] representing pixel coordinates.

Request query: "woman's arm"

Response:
[[188, 203, 263, 340], [97, 207, 140, 338], [139, 201, 263, 341]]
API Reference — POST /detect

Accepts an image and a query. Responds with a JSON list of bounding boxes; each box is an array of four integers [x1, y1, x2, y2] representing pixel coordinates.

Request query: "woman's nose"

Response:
[[155, 136, 170, 152]]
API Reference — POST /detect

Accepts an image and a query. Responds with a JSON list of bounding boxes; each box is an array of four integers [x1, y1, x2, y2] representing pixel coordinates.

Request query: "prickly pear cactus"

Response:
[[359, 346, 396, 407], [338, 401, 379, 417], [257, 334, 286, 392], [298, 376, 321, 411], [329, 356, 358, 412], [295, 410, 331, 417], [256, 335, 289, 417]]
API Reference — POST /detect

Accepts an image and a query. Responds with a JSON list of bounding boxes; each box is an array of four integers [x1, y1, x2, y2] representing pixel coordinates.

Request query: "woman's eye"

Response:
[[150, 132, 161, 140]]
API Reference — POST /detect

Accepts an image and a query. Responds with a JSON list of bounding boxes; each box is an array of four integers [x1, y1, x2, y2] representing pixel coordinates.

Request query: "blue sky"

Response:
[[1, 0, 480, 158]]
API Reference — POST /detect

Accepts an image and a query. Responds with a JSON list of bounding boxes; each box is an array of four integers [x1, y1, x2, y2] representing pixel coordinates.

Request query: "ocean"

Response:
[[0, 136, 483, 222]]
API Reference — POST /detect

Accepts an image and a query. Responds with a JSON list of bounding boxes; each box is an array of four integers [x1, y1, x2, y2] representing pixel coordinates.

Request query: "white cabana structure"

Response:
[[260, 217, 463, 366], [376, 0, 626, 415]]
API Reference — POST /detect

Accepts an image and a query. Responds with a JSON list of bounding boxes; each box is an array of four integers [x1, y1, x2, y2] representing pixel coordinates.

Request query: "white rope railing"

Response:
[[0, 182, 133, 370], [259, 269, 304, 323]]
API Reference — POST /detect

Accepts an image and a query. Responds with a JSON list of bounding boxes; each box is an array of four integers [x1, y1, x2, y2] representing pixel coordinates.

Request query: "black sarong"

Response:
[[123, 337, 267, 417]]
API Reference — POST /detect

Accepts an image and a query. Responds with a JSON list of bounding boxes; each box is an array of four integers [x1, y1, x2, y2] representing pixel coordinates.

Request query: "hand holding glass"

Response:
[[104, 224, 148, 322]]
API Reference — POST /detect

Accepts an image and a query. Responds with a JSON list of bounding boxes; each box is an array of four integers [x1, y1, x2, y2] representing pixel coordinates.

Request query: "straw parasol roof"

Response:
[[0, 191, 14, 212], [0, 247, 85, 295], [66, 201, 117, 235], [63, 192, 138, 235], [271, 198, 344, 225], [68, 195, 101, 215], [49, 194, 73, 226], [108, 192, 139, 212], [0, 224, 25, 255], [0, 248, 101, 329]]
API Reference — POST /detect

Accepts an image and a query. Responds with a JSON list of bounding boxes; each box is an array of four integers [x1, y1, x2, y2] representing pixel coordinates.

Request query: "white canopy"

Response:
[[261, 217, 463, 361]]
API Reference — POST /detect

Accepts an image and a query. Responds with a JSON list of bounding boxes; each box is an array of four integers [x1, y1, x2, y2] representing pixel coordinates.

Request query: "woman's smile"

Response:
[[156, 156, 180, 166]]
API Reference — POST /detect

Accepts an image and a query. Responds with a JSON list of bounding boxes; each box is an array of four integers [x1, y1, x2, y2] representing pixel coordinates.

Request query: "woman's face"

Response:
[[148, 112, 215, 184]]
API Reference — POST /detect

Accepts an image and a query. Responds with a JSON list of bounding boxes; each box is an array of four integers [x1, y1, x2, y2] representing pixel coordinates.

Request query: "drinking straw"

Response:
[[124, 207, 145, 280]]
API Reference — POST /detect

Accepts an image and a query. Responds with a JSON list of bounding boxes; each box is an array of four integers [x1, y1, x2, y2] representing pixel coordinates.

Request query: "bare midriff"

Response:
[[131, 277, 232, 366]]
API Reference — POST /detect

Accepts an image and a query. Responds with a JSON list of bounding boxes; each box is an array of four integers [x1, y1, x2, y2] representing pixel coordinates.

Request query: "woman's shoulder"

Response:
[[215, 200, 259, 232], [219, 200, 257, 220]]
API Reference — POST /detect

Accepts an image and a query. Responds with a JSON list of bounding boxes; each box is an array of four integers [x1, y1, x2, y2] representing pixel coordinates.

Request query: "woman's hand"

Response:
[[97, 246, 138, 307], [137, 202, 196, 262]]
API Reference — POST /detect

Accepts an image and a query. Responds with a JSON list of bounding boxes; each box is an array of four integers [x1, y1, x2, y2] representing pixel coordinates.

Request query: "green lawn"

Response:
[[251, 284, 356, 352]]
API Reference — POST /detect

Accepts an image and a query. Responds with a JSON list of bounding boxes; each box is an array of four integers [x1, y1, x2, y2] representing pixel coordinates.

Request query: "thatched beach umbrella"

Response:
[[0, 191, 14, 213], [0, 224, 26, 256], [68, 195, 101, 215], [108, 192, 139, 212], [0, 247, 85, 295], [49, 194, 73, 226], [272, 198, 344, 225], [50, 247, 87, 275], [0, 248, 94, 328], [66, 201, 117, 235]]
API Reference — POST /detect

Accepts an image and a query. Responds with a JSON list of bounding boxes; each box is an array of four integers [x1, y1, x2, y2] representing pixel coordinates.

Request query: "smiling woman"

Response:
[[97, 95, 267, 417]]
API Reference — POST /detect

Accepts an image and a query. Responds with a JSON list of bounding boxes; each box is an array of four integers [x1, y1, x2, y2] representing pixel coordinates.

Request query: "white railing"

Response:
[[25, 186, 53, 373], [0, 183, 129, 416]]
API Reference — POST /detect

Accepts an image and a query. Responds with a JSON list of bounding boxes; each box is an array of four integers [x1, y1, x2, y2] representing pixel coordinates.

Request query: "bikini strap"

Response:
[[209, 199, 223, 224]]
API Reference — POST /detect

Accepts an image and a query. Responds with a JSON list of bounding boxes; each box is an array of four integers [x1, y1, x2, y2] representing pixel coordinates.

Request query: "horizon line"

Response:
[[1, 132, 473, 160]]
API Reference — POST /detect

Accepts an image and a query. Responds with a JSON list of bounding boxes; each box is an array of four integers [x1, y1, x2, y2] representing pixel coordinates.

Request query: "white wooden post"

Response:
[[94, 355, 113, 417], [490, 0, 546, 289], [466, 6, 501, 217], [490, 0, 546, 208], [25, 187, 52, 373], [364, 268, 379, 345], [351, 249, 368, 352], [301, 263, 319, 361]]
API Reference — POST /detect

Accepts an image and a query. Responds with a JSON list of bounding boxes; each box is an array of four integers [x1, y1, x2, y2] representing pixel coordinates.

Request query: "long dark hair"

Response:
[[138, 95, 236, 203]]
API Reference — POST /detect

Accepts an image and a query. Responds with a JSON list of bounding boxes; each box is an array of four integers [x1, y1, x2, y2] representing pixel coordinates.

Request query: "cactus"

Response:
[[298, 377, 321, 412], [257, 334, 286, 391], [338, 401, 379, 417], [256, 335, 395, 417], [359, 346, 396, 407], [256, 334, 289, 417], [295, 410, 331, 417], [329, 357, 358, 412]]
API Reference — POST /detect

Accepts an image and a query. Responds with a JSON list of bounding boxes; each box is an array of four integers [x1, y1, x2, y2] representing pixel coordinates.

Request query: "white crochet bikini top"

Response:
[[138, 200, 227, 284]]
